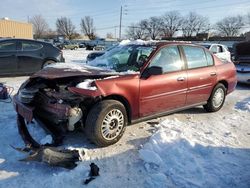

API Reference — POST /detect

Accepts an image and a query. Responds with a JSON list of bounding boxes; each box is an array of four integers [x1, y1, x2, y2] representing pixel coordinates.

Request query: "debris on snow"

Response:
[[84, 163, 100, 185], [12, 146, 81, 169]]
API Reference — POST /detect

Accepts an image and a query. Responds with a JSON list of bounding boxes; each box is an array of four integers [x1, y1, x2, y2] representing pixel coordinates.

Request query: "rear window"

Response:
[[182, 46, 208, 69], [22, 41, 43, 51], [0, 41, 16, 51]]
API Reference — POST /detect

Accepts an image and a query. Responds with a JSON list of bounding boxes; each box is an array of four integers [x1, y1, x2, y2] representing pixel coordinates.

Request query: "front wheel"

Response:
[[85, 100, 127, 147], [203, 83, 226, 112]]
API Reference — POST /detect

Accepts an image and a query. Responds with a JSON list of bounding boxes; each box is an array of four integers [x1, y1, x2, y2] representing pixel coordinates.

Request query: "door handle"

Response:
[[210, 72, 217, 76], [177, 77, 185, 81]]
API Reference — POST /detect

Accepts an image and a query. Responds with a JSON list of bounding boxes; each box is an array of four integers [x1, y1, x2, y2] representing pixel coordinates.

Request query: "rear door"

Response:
[[17, 40, 44, 74], [0, 40, 17, 75], [181, 45, 217, 105], [139, 45, 187, 117]]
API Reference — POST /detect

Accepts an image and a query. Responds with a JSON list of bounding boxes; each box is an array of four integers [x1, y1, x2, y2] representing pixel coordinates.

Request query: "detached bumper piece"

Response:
[[17, 114, 64, 148]]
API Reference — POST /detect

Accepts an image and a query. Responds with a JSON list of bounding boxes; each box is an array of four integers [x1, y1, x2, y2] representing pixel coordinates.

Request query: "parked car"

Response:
[[199, 43, 231, 62], [14, 42, 237, 147], [94, 45, 105, 51], [86, 44, 118, 62], [86, 51, 105, 62], [85, 43, 96, 50], [233, 41, 250, 84], [57, 41, 79, 50], [79, 43, 85, 48], [0, 38, 64, 76]]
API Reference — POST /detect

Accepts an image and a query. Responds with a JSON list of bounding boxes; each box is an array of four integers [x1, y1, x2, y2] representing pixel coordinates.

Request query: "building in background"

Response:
[[0, 18, 33, 39]]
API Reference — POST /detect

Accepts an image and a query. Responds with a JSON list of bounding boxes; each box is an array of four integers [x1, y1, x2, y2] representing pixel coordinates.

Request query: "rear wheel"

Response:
[[85, 100, 127, 147], [203, 83, 226, 112]]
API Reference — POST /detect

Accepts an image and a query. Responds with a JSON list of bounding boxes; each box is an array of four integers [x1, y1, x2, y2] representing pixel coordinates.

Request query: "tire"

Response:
[[42, 60, 56, 68], [85, 100, 127, 147], [203, 83, 226, 112]]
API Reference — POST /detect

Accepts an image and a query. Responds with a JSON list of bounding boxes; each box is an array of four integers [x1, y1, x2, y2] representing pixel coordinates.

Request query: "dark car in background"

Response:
[[56, 41, 79, 50], [0, 38, 64, 76], [86, 44, 118, 62], [233, 41, 250, 84]]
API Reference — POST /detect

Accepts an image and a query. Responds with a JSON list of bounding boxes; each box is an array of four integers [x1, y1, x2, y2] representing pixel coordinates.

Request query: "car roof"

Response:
[[122, 41, 195, 48], [0, 38, 52, 45], [198, 42, 225, 46]]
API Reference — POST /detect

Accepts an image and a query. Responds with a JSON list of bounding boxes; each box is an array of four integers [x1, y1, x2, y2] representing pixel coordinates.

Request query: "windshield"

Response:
[[88, 45, 154, 72]]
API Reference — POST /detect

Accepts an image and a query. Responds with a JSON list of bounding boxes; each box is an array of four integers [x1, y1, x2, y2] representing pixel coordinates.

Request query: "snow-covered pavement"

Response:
[[0, 49, 250, 188]]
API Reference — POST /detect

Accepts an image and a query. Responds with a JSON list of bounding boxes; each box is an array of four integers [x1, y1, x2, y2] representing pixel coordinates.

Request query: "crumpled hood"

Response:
[[31, 63, 119, 79]]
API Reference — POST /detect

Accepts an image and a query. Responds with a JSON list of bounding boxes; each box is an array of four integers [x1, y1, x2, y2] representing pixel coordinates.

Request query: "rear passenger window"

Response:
[[22, 42, 43, 51], [205, 51, 214, 66], [0, 41, 16, 51], [182, 46, 207, 69]]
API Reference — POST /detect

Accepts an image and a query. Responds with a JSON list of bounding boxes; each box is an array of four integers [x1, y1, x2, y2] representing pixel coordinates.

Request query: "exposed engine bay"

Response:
[[15, 75, 110, 146]]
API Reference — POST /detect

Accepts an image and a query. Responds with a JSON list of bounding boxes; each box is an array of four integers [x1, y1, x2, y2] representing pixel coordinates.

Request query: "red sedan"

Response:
[[14, 41, 237, 147]]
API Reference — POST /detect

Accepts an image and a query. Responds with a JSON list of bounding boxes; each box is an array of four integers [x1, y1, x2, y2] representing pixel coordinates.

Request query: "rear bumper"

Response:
[[237, 72, 250, 84]]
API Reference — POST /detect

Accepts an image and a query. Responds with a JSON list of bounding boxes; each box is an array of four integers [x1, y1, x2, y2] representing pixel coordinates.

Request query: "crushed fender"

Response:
[[11, 145, 81, 169], [84, 163, 100, 184]]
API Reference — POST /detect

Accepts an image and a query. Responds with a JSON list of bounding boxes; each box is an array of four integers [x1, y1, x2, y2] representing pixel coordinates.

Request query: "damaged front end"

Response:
[[13, 74, 106, 148]]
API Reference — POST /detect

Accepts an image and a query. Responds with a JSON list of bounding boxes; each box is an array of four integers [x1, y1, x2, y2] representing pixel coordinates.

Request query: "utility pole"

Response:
[[119, 6, 122, 40]]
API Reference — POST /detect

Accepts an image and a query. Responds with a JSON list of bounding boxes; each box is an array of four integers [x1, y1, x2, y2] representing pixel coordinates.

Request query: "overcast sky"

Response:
[[0, 0, 250, 38]]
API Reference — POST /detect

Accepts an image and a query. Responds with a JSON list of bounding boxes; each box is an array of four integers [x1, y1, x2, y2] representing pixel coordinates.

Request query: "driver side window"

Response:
[[149, 46, 183, 73]]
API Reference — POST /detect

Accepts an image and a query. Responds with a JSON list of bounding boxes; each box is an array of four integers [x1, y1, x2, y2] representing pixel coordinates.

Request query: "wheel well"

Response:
[[218, 80, 228, 90], [43, 58, 56, 63], [103, 95, 132, 124]]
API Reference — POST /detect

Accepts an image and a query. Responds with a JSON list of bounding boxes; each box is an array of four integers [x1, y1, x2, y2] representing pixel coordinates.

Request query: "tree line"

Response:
[[29, 11, 250, 40], [126, 11, 249, 40], [30, 15, 97, 40]]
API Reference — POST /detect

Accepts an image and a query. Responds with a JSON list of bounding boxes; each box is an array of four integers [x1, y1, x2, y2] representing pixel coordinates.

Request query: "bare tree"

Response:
[[162, 11, 183, 38], [142, 17, 163, 40], [126, 21, 147, 40], [216, 15, 244, 36], [80, 16, 96, 40], [56, 17, 76, 39], [29, 15, 49, 39], [182, 12, 210, 37]]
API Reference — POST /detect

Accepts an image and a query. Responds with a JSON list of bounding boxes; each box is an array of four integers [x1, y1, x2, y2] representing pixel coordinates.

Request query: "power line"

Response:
[[125, 0, 250, 13]]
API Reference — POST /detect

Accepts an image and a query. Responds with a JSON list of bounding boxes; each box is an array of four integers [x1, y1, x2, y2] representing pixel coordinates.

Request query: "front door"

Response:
[[139, 45, 187, 117]]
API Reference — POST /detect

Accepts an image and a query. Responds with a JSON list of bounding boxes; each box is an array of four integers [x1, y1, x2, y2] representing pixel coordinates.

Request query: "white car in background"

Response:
[[199, 43, 231, 62]]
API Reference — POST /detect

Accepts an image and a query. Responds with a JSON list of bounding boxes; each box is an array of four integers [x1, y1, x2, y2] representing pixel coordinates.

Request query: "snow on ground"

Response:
[[0, 48, 250, 188], [62, 48, 91, 64]]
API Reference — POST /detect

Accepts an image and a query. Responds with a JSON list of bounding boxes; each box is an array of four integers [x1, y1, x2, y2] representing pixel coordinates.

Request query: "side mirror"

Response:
[[141, 66, 163, 79]]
